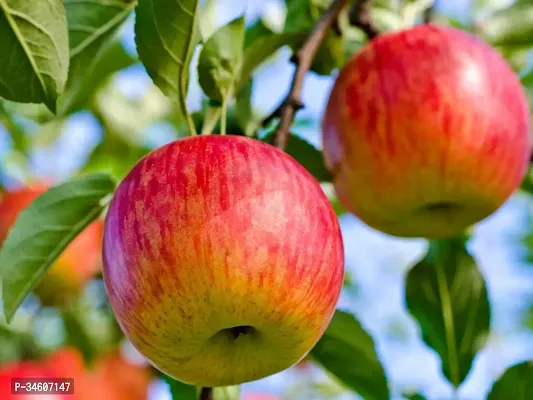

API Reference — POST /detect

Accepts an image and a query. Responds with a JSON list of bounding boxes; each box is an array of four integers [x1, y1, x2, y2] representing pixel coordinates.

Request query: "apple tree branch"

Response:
[[269, 0, 349, 150]]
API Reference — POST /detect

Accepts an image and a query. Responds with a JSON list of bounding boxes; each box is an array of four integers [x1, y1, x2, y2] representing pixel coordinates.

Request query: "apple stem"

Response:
[[348, 0, 380, 40], [424, 0, 436, 24], [267, 0, 349, 151], [199, 387, 213, 400]]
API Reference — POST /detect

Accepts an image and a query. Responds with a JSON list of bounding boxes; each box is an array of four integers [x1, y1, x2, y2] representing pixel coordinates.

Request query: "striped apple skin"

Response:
[[323, 24, 531, 238], [102, 135, 344, 386]]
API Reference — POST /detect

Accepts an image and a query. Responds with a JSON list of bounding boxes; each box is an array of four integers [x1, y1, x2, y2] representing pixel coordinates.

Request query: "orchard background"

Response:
[[0, 0, 532, 399]]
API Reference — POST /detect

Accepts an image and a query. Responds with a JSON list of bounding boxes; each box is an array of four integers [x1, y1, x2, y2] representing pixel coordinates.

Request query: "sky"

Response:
[[1, 0, 532, 399]]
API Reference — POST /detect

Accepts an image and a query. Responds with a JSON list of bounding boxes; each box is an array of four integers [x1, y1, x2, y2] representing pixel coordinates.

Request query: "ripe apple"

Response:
[[0, 183, 104, 306], [102, 135, 344, 387], [89, 349, 151, 400], [322, 24, 531, 238], [0, 348, 86, 400]]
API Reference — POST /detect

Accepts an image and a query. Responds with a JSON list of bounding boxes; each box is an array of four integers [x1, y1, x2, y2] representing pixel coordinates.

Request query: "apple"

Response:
[[0, 348, 86, 400], [89, 349, 151, 400], [102, 135, 344, 387], [0, 183, 104, 306], [322, 24, 531, 238]]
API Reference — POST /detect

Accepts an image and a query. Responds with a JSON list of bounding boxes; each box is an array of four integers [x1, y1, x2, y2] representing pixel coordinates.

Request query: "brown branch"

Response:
[[270, 0, 349, 150], [349, 0, 380, 40], [199, 387, 213, 400]]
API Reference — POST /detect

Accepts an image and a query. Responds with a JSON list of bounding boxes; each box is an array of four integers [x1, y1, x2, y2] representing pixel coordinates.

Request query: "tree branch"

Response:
[[269, 0, 349, 150], [349, 0, 380, 40], [199, 387, 213, 400]]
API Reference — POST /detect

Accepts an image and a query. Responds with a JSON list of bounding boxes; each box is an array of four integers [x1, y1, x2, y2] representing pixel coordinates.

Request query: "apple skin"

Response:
[[102, 135, 344, 387], [322, 24, 531, 238], [0, 183, 104, 306]]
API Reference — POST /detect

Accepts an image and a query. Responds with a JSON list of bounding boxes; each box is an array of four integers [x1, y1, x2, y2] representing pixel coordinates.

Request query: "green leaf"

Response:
[[197, 16, 245, 102], [310, 310, 390, 400], [134, 0, 199, 104], [284, 0, 345, 76], [57, 0, 136, 115], [487, 360, 533, 399], [162, 375, 197, 400], [63, 39, 136, 116], [235, 80, 258, 137], [0, 174, 116, 322], [262, 132, 332, 182], [405, 237, 491, 387], [0, 0, 69, 112], [239, 31, 307, 91], [244, 18, 273, 48], [483, 4, 533, 47], [404, 393, 426, 400]]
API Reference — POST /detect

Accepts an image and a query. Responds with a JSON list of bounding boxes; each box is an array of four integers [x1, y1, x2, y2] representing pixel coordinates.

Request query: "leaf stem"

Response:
[[180, 90, 198, 136], [432, 239, 461, 387], [220, 96, 228, 136], [424, 0, 436, 23], [268, 0, 349, 150]]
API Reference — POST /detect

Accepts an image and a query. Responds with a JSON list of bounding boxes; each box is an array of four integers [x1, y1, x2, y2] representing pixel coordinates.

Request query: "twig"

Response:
[[199, 387, 213, 400], [270, 0, 349, 150], [424, 1, 436, 24], [349, 0, 380, 40]]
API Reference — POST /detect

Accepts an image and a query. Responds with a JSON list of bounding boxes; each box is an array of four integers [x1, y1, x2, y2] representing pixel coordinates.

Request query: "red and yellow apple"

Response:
[[322, 24, 531, 238], [0, 183, 104, 306], [102, 135, 344, 387]]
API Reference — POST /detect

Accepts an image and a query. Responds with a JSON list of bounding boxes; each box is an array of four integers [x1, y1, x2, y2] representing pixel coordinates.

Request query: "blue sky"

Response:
[[1, 0, 532, 399]]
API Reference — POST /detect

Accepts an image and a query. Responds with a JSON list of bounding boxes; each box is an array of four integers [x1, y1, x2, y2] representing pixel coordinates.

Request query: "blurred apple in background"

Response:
[[0, 182, 104, 307], [0, 346, 151, 399]]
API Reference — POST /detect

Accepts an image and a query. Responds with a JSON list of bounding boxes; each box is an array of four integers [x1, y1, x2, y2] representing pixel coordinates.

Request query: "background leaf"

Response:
[[0, 0, 69, 112], [405, 237, 491, 387], [0, 174, 116, 322], [262, 132, 332, 182], [134, 0, 199, 103], [239, 31, 307, 90], [198, 15, 246, 101], [57, 0, 136, 115], [487, 360, 533, 400], [162, 375, 197, 400], [310, 310, 390, 400], [482, 3, 533, 47], [235, 80, 258, 137], [284, 0, 345, 75]]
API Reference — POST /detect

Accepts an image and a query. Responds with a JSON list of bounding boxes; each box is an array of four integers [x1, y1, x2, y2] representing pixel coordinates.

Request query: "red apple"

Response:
[[102, 135, 344, 387], [88, 350, 151, 400], [0, 183, 104, 306], [0, 348, 86, 399], [322, 24, 531, 238]]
